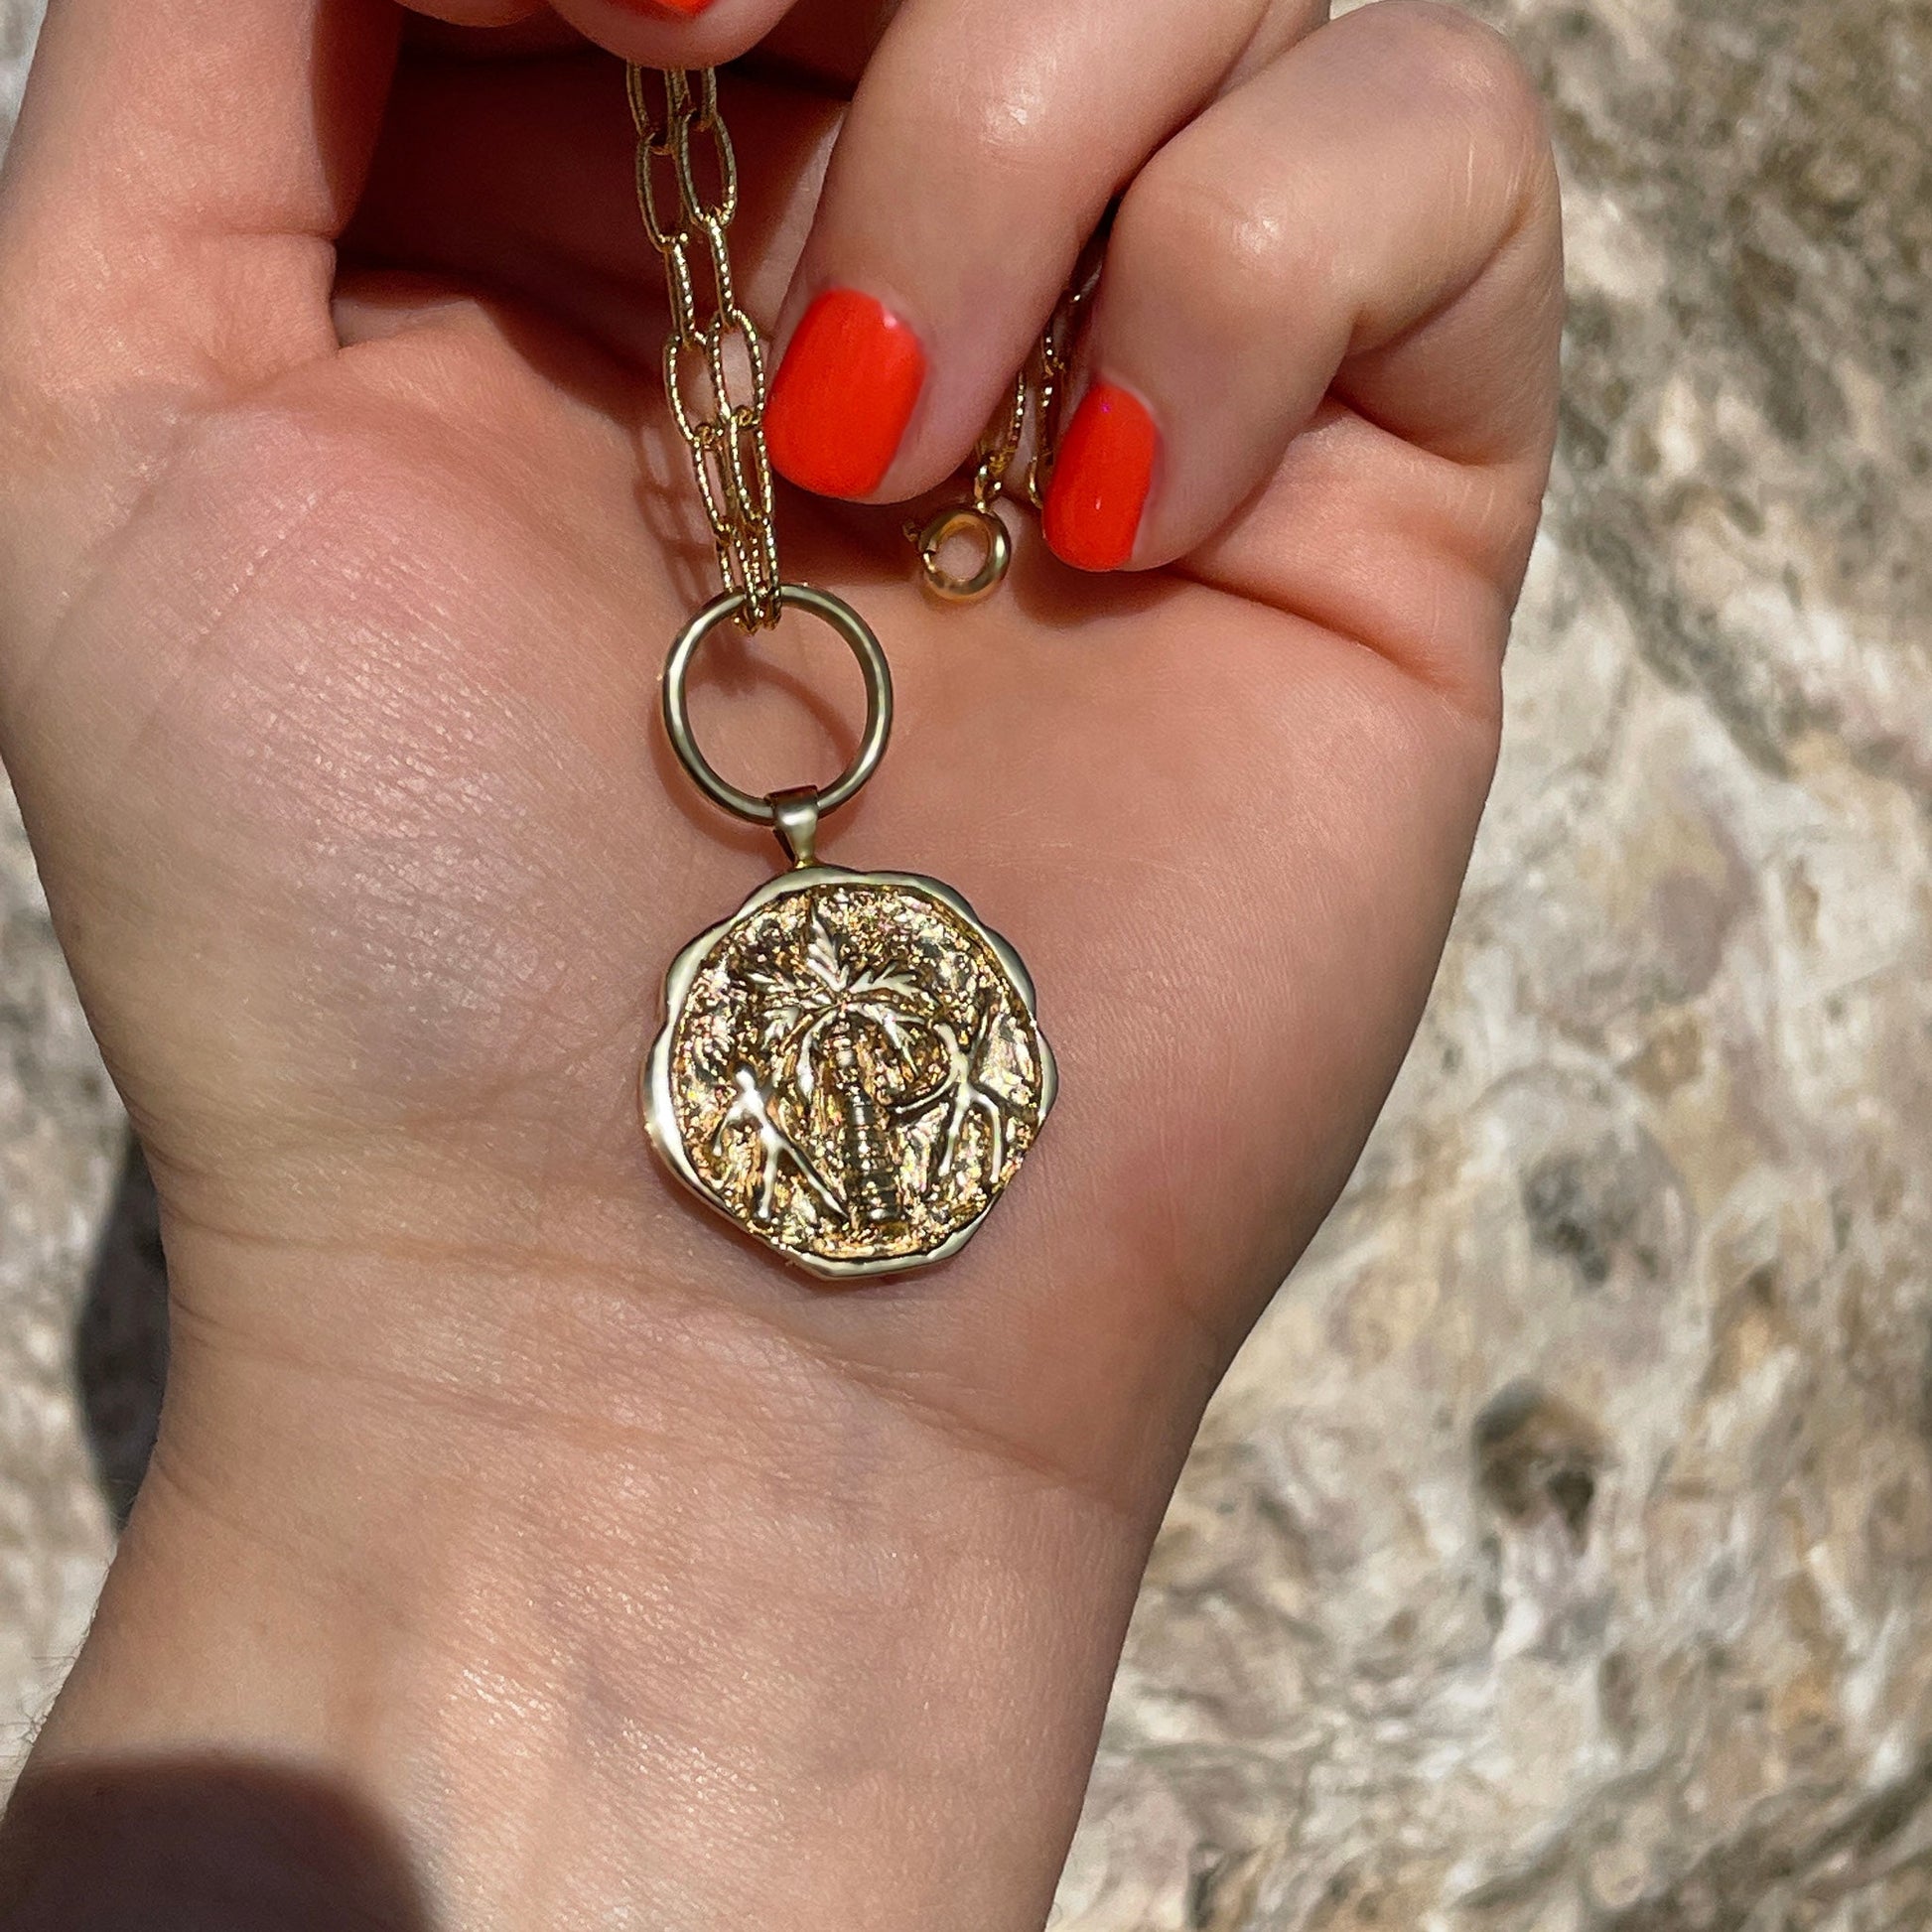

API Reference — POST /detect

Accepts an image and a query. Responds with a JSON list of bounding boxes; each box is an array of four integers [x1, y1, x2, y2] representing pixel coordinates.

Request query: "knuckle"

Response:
[[1368, 1, 1548, 150], [1117, 166, 1308, 339], [939, 91, 1061, 198], [868, 64, 1057, 204]]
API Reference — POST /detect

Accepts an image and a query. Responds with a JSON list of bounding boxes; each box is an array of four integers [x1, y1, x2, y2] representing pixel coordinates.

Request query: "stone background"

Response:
[[3, 0, 1930, 1924]]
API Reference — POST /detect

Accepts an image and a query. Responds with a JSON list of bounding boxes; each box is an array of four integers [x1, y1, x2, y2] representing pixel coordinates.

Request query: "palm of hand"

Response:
[[3, 39, 1521, 1496]]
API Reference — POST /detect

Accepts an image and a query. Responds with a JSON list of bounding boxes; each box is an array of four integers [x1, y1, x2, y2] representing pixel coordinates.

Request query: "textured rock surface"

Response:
[[0, 0, 136, 1709], [1060, 0, 1932, 1923], [3, 1, 1930, 1924], [0, 799, 122, 1758]]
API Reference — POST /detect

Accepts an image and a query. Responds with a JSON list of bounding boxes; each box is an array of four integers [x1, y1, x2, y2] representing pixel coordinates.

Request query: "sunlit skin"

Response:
[[0, 0, 1560, 1924]]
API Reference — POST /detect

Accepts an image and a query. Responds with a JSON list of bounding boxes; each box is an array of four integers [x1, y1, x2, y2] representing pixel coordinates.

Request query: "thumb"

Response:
[[0, 0, 398, 662], [0, 0, 396, 397], [543, 0, 812, 66]]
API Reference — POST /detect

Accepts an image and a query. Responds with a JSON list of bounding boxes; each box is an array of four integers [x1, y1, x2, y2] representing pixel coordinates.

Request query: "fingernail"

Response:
[[766, 290, 926, 498], [1042, 383, 1158, 572], [615, 0, 719, 14]]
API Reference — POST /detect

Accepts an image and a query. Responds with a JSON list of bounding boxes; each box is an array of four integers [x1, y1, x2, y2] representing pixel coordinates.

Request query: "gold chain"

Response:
[[907, 263, 1094, 602], [627, 66, 783, 632], [631, 66, 1094, 617], [976, 275, 1087, 517]]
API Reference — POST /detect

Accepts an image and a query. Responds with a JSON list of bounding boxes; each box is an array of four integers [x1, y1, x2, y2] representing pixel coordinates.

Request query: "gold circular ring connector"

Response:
[[663, 583, 894, 827], [911, 505, 1013, 604]]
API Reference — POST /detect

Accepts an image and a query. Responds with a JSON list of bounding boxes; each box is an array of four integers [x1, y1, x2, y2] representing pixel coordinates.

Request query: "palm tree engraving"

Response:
[[824, 1022, 906, 1233], [746, 910, 945, 1233]]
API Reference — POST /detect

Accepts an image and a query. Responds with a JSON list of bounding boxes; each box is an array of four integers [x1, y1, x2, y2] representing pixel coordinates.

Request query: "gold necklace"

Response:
[[630, 67, 1056, 1283], [905, 256, 1095, 603]]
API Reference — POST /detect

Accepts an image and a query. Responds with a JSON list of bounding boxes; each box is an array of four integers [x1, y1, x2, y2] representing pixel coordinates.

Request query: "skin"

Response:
[[0, 0, 1560, 1926]]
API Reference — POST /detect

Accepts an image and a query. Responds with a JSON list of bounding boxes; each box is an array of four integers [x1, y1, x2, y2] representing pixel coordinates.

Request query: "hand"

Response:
[[0, 0, 1559, 1925]]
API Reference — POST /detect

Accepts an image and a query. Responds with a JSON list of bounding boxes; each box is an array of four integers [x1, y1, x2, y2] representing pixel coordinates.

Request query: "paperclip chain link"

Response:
[[627, 66, 783, 632]]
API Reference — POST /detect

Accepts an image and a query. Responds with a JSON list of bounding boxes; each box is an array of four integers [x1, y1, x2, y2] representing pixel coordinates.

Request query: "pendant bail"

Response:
[[769, 787, 820, 869]]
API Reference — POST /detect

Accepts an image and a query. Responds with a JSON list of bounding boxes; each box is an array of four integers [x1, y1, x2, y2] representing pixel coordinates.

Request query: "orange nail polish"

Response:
[[766, 290, 926, 498], [1042, 383, 1158, 572]]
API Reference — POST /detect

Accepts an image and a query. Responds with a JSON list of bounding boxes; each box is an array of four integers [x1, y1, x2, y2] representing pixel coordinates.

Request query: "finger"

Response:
[[0, 0, 402, 644], [542, 0, 804, 68], [399, 11, 585, 54], [1041, 0, 1562, 572], [395, 0, 548, 24], [758, 0, 1326, 502], [529, 0, 900, 85], [0, 0, 397, 395]]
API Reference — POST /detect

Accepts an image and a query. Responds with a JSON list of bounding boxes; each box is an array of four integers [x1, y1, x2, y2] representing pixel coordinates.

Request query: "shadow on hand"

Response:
[[0, 1758, 437, 1930], [76, 1139, 169, 1531]]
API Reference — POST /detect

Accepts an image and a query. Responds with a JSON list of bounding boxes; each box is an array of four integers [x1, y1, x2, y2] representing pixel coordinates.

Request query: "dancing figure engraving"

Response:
[[712, 1062, 842, 1224], [900, 1000, 1028, 1180]]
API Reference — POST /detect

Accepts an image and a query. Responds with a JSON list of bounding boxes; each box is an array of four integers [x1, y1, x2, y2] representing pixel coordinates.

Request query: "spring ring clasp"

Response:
[[908, 504, 1015, 605]]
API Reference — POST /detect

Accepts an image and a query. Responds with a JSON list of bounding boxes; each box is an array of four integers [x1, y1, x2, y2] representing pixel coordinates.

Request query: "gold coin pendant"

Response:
[[644, 867, 1055, 1281]]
